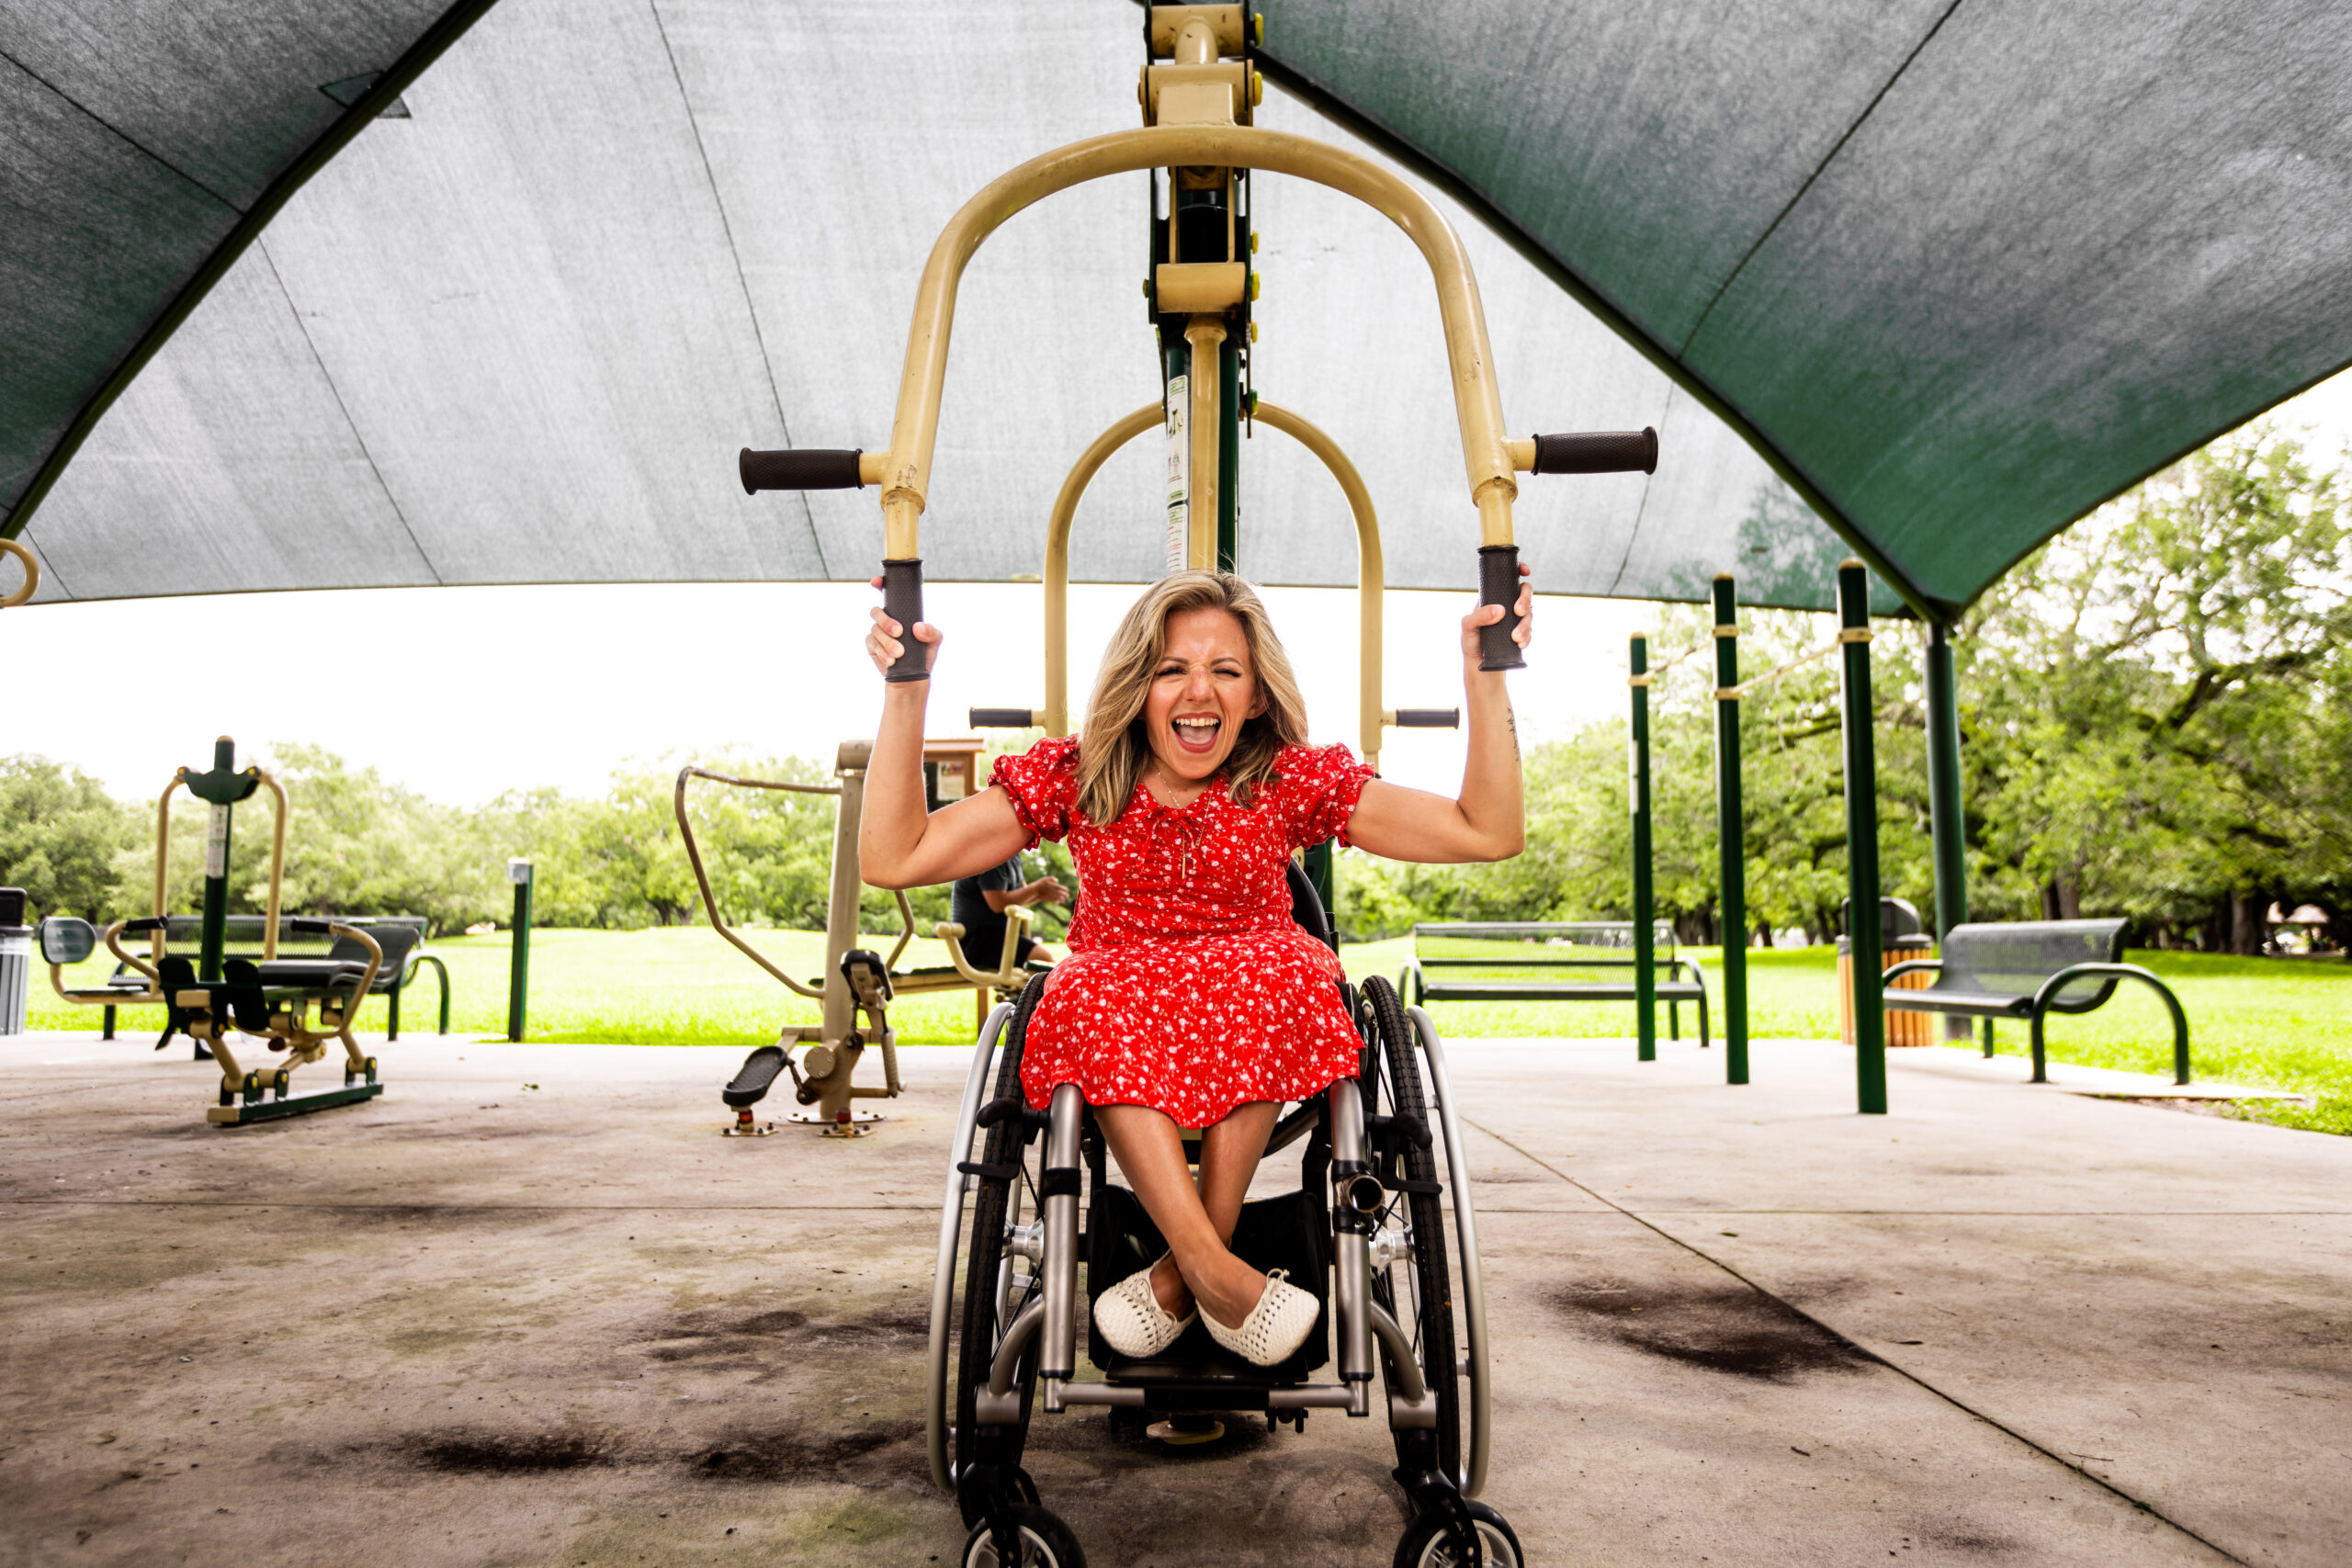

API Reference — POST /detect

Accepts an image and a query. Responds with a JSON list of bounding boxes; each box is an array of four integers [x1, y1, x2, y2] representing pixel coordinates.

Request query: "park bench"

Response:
[[1401, 920, 1711, 1044], [1880, 918, 2190, 1084], [40, 913, 449, 1043]]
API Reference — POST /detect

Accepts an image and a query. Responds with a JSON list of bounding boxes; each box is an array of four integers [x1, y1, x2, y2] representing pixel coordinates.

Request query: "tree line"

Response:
[[1340, 428, 2349, 954], [5, 431, 2340, 955]]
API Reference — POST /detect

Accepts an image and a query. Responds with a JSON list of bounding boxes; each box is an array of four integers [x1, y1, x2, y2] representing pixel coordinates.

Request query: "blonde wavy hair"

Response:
[[1074, 571, 1311, 827]]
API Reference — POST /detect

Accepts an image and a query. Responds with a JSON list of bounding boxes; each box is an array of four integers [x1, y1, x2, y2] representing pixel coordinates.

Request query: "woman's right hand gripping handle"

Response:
[[858, 583, 1031, 892], [865, 574, 941, 681]]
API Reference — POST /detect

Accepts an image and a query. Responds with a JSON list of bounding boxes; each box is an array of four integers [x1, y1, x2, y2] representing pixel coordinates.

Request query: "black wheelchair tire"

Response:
[[963, 1504, 1088, 1568], [1393, 1501, 1522, 1568], [1360, 974, 1463, 1485], [955, 977, 1049, 1525]]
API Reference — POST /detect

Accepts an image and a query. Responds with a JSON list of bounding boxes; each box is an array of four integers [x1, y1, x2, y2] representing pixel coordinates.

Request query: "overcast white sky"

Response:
[[6, 371, 2346, 808]]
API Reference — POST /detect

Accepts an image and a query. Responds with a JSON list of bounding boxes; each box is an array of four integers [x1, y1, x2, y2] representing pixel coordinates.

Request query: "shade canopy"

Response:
[[6, 1, 2348, 618]]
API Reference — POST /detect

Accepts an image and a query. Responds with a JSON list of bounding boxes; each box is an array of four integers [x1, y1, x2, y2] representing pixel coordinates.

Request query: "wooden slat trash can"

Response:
[[1836, 896, 1934, 1047]]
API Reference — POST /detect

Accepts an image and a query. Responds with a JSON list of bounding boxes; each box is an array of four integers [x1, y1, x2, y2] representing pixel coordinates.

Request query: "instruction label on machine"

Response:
[[1163, 375, 1189, 574], [205, 803, 231, 878]]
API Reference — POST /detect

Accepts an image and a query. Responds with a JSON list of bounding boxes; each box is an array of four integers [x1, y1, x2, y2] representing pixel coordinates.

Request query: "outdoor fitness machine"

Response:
[[736, 9, 1656, 916], [676, 738, 1043, 1137], [730, 8, 1659, 1562], [33, 738, 388, 1125]]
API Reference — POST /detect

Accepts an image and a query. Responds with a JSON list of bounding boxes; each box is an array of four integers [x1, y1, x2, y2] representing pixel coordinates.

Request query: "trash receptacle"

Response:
[[1836, 897, 1935, 1046], [0, 887, 29, 1037]]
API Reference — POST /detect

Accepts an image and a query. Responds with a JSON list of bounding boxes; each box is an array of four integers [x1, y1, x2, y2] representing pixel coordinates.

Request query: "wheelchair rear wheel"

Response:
[[1358, 974, 1463, 1484], [954, 981, 1047, 1525]]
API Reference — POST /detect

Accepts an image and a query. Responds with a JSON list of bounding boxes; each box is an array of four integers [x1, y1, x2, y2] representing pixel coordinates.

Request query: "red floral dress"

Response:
[[989, 738, 1375, 1128]]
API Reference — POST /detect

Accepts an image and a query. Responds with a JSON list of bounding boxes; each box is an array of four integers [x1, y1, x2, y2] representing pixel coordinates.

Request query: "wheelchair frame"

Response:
[[925, 964, 1502, 1565]]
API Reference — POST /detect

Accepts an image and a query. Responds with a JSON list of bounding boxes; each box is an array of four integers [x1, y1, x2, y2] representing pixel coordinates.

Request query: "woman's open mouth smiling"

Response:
[[1171, 714, 1221, 754]]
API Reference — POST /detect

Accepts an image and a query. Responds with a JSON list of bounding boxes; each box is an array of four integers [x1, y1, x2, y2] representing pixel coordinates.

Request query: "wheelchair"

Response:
[[924, 864, 1520, 1566]]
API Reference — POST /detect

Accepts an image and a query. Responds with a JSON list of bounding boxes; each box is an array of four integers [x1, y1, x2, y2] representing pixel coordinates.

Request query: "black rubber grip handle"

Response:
[[1531, 427, 1657, 475], [119, 917, 168, 935], [289, 918, 334, 934], [1477, 544, 1524, 672], [968, 708, 1037, 728], [1393, 708, 1460, 728], [882, 558, 930, 683], [739, 447, 864, 492]]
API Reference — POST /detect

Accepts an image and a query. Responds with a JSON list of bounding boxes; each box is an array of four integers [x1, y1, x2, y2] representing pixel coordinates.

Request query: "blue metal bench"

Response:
[[1881, 918, 2189, 1084]]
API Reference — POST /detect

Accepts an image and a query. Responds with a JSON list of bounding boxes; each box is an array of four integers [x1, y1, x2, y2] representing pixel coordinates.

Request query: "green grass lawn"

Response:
[[30, 930, 2350, 1135]]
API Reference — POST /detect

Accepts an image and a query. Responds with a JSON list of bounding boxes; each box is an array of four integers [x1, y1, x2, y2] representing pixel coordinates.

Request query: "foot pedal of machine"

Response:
[[723, 1044, 788, 1108]]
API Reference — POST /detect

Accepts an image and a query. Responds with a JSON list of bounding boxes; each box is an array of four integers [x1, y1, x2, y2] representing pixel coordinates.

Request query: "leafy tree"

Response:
[[0, 756, 138, 921], [1956, 428, 2348, 950]]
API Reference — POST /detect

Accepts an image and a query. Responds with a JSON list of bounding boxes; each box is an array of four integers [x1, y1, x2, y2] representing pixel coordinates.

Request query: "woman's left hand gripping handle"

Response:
[[868, 568, 940, 682]]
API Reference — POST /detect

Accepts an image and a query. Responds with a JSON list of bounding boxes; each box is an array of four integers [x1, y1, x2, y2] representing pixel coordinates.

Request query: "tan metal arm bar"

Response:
[[1041, 399, 1391, 764], [672, 766, 837, 1000], [149, 763, 288, 961], [0, 536, 36, 608], [879, 126, 1515, 558]]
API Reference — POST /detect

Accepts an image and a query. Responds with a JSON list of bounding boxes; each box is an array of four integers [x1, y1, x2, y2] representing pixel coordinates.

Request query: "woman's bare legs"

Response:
[[1094, 1100, 1279, 1328]]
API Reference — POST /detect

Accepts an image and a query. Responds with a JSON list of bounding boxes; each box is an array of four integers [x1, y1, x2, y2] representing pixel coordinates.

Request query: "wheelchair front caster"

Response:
[[962, 1503, 1085, 1567], [1394, 1500, 1523, 1568]]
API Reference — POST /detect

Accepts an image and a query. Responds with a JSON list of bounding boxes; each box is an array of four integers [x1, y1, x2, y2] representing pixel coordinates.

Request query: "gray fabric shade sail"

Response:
[[5, 1, 2348, 621]]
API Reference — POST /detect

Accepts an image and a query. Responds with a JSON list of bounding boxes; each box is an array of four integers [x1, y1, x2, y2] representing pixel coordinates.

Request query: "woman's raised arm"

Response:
[[858, 592, 1034, 889], [1342, 565, 1532, 864]]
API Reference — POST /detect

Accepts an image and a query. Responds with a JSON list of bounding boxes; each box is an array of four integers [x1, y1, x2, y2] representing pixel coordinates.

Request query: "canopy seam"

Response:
[[644, 0, 828, 580], [1674, 0, 1969, 358], [1604, 383, 1675, 597], [3, 528, 74, 602], [0, 0, 502, 546], [257, 240, 441, 585], [0, 47, 240, 209]]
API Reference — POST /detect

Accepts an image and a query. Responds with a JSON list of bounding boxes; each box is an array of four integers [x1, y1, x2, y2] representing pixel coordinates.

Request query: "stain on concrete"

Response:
[[1917, 1524, 2022, 1553], [689, 1417, 921, 1482], [412, 1427, 616, 1472], [637, 1302, 927, 1364], [1553, 1281, 1879, 1381]]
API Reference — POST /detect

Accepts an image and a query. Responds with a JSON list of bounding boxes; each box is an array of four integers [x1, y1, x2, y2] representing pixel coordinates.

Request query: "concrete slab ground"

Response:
[[1, 1030, 2345, 1568]]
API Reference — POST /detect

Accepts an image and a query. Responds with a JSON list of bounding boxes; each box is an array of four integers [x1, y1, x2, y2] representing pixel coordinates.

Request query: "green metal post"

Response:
[[1925, 621, 1973, 1042], [1712, 577, 1748, 1085], [1836, 562, 1887, 1114], [506, 859, 533, 1043], [1630, 634, 1656, 1062]]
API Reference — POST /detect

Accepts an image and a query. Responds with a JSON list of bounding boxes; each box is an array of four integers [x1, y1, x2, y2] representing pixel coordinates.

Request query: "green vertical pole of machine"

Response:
[[1837, 561, 1887, 1114], [1630, 634, 1656, 1062], [1712, 577, 1748, 1085], [506, 859, 534, 1043], [198, 736, 235, 982]]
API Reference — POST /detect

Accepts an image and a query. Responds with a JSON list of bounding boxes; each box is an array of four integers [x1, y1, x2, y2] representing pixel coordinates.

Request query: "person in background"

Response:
[[952, 850, 1067, 969]]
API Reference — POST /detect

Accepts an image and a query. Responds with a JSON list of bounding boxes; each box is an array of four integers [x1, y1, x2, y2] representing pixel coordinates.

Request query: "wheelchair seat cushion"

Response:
[[991, 738, 1374, 1128]]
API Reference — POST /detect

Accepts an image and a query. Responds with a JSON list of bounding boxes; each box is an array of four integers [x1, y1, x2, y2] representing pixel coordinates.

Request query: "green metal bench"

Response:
[[1881, 918, 2189, 1084], [51, 913, 449, 1042], [1401, 920, 1710, 1044]]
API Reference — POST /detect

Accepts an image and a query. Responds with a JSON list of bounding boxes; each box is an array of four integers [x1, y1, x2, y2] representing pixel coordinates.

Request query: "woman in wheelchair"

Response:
[[862, 565, 1531, 1370]]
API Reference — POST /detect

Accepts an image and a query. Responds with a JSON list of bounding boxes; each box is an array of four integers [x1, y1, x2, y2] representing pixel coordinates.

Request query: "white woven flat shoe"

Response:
[[1202, 1269, 1320, 1367], [1094, 1256, 1196, 1359]]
